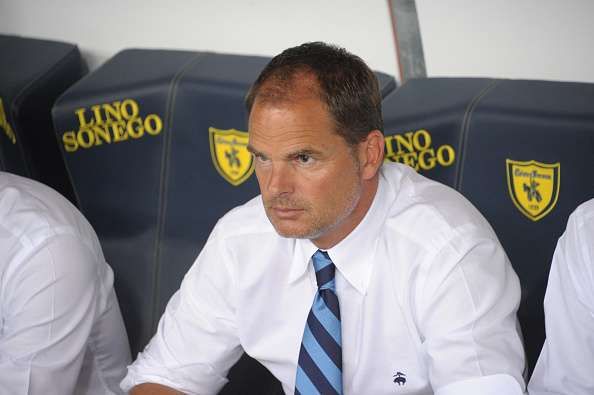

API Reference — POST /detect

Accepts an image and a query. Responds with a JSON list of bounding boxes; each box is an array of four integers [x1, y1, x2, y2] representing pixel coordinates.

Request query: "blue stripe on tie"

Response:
[[298, 345, 339, 394], [302, 325, 342, 393], [322, 289, 340, 320], [295, 365, 319, 395], [307, 312, 342, 369], [315, 264, 335, 288], [311, 296, 341, 344]]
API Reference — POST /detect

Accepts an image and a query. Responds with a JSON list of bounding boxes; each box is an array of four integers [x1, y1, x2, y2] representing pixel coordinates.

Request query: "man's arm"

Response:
[[0, 234, 101, 394], [121, 227, 243, 394], [528, 203, 594, 395], [416, 231, 526, 395]]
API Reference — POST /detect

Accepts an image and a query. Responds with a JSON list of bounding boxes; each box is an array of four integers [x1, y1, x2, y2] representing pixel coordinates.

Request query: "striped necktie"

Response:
[[295, 250, 343, 395]]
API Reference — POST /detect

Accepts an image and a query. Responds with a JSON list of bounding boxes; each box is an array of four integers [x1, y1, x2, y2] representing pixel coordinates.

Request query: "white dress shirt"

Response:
[[528, 198, 594, 395], [122, 163, 526, 394], [0, 172, 131, 394]]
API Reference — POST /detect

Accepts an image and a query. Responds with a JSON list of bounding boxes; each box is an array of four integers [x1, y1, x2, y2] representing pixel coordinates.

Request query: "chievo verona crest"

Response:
[[209, 127, 254, 186], [506, 159, 560, 221], [0, 97, 16, 144]]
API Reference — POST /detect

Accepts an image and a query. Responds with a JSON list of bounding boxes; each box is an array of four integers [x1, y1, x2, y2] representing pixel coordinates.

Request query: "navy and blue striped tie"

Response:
[[295, 250, 342, 395]]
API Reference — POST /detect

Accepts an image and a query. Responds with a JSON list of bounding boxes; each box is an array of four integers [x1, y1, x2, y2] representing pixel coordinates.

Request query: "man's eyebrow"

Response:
[[288, 148, 317, 156], [246, 145, 322, 159]]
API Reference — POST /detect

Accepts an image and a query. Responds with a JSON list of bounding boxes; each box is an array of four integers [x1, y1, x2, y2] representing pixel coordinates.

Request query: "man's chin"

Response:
[[271, 223, 322, 240], [265, 209, 325, 240]]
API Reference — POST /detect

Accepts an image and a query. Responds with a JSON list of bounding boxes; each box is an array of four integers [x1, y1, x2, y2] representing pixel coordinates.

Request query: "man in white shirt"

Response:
[[0, 171, 131, 394], [122, 42, 526, 394], [528, 198, 594, 394]]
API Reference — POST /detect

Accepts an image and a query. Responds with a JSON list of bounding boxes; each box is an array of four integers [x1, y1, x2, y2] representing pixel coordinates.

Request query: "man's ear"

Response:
[[358, 130, 385, 180]]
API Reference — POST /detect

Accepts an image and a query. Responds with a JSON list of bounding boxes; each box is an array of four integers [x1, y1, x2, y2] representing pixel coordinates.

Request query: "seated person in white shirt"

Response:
[[0, 171, 131, 394], [122, 42, 526, 395], [529, 198, 594, 395]]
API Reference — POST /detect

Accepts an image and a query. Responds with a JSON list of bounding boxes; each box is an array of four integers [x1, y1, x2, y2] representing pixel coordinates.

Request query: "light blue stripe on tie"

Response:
[[295, 365, 319, 395], [319, 278, 336, 291], [313, 254, 332, 271], [311, 296, 341, 344], [303, 325, 342, 392]]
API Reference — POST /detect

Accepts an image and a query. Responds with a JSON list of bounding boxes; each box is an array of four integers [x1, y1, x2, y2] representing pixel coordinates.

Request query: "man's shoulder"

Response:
[[0, 172, 97, 250], [561, 197, 594, 268], [571, 197, 594, 231], [0, 173, 108, 309], [213, 194, 276, 240], [381, 164, 498, 248]]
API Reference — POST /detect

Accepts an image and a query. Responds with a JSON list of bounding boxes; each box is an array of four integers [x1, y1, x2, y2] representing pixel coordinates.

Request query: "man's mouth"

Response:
[[269, 206, 304, 219]]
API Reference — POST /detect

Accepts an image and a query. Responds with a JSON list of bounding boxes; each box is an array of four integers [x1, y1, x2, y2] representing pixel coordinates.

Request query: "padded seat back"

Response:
[[382, 78, 495, 187], [457, 79, 594, 373], [0, 35, 86, 202], [53, 49, 204, 355]]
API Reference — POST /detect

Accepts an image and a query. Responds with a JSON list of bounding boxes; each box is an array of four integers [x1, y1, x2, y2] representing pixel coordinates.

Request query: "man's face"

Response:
[[248, 93, 366, 248]]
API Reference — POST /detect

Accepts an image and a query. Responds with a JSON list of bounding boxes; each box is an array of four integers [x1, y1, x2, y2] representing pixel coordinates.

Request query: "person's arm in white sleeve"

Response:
[[417, 230, 526, 395], [121, 226, 243, 394], [0, 234, 102, 394], [528, 203, 594, 395]]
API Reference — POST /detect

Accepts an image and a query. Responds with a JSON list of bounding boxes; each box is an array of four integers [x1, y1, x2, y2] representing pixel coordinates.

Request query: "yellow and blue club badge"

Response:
[[0, 97, 17, 144], [506, 159, 560, 221], [209, 127, 254, 186]]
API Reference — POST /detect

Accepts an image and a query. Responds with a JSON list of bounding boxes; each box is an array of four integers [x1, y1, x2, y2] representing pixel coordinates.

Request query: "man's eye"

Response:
[[296, 154, 313, 164], [254, 154, 269, 163]]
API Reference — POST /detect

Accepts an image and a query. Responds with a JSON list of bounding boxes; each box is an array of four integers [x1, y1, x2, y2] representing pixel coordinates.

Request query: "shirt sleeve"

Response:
[[528, 204, 594, 395], [0, 234, 102, 394], [416, 228, 526, 394], [121, 227, 243, 394]]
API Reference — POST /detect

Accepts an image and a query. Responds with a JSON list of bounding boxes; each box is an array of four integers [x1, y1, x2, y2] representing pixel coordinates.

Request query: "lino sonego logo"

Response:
[[384, 129, 455, 172], [61, 99, 163, 152]]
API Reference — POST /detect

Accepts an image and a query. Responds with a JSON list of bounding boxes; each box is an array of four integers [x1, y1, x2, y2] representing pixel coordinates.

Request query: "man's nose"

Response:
[[266, 162, 294, 195]]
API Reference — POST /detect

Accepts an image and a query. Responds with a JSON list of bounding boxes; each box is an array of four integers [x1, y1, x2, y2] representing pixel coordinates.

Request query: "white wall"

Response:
[[0, 0, 399, 75], [416, 0, 594, 83], [1, 0, 594, 83]]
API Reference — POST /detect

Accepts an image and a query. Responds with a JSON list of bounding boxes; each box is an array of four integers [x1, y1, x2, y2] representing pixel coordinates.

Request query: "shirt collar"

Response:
[[288, 170, 392, 295]]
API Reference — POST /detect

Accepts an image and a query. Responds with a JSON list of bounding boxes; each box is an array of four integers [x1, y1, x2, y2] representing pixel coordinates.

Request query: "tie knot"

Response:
[[312, 250, 336, 290]]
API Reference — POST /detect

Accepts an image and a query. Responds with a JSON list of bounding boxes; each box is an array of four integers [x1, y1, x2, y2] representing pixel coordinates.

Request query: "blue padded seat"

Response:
[[0, 34, 86, 203]]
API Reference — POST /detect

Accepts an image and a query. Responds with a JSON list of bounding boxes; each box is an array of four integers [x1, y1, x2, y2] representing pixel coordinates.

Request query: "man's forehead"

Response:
[[253, 71, 322, 106], [248, 125, 325, 152], [247, 108, 336, 157]]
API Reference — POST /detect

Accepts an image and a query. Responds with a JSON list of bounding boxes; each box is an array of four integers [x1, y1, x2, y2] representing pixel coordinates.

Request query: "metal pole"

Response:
[[389, 0, 427, 81]]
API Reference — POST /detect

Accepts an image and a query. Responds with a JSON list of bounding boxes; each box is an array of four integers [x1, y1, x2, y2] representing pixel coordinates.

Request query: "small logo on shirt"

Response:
[[393, 371, 407, 386]]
